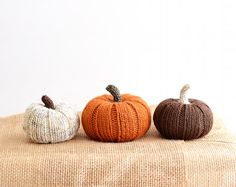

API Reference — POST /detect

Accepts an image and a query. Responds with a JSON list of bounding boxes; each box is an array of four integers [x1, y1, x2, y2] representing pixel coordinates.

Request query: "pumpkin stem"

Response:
[[179, 84, 190, 104], [106, 85, 122, 102], [41, 95, 55, 109]]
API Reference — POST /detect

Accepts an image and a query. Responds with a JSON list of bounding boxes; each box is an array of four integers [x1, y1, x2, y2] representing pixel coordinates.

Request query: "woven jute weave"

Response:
[[0, 106, 236, 187]]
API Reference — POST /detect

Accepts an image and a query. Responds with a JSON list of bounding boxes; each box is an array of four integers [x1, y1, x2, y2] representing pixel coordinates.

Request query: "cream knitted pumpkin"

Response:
[[23, 95, 79, 143]]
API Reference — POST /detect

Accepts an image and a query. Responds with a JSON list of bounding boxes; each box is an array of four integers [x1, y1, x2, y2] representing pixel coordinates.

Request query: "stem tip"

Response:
[[106, 85, 122, 102], [41, 95, 55, 109], [179, 84, 190, 104]]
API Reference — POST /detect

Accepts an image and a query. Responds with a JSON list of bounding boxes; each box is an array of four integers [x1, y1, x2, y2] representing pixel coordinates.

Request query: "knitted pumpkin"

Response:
[[23, 95, 79, 143], [153, 84, 213, 140], [82, 85, 151, 142]]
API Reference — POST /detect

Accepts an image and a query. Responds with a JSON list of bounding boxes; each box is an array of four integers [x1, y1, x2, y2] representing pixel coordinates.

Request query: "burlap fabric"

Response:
[[0, 106, 236, 187]]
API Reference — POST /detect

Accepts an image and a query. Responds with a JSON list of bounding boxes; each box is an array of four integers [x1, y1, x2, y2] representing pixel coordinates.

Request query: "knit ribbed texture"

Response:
[[153, 99, 213, 140], [23, 102, 80, 143], [82, 94, 151, 142], [0, 106, 236, 187]]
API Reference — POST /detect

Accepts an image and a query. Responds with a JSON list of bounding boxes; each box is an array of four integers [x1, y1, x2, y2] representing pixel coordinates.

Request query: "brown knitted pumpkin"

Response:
[[82, 85, 151, 142], [153, 84, 213, 140]]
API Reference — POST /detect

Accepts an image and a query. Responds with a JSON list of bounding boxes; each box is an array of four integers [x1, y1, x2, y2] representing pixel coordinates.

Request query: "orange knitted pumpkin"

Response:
[[82, 85, 151, 142]]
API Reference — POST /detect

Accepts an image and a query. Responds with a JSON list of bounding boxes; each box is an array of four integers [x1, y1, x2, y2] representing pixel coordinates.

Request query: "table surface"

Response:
[[0, 107, 236, 187]]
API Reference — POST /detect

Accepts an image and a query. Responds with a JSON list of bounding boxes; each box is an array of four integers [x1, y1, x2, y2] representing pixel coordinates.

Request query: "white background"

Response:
[[0, 0, 235, 132]]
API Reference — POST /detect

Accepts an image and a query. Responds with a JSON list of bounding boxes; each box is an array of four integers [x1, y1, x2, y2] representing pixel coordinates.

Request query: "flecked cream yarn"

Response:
[[23, 95, 79, 143]]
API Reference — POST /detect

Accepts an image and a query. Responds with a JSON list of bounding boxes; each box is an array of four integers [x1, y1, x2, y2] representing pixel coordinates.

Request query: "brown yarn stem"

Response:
[[41, 95, 55, 109], [179, 84, 190, 104], [106, 85, 122, 102]]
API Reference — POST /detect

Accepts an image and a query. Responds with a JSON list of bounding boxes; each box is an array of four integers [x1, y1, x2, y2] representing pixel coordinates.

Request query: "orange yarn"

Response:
[[82, 87, 151, 142]]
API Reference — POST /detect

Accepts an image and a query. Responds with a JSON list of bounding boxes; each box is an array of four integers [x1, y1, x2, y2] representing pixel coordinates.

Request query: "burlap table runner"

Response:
[[0, 106, 236, 187]]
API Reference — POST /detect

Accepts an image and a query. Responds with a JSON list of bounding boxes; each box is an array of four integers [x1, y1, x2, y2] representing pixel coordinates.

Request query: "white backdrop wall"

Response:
[[0, 0, 235, 132]]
